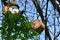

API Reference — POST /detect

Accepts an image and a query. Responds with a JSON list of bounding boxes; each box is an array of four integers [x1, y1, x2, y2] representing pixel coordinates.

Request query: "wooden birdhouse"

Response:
[[3, 2, 19, 14], [32, 19, 45, 33]]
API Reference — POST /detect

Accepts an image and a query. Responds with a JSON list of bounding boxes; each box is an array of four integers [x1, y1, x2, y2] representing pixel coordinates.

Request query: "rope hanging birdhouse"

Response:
[[32, 19, 45, 33], [3, 2, 20, 14]]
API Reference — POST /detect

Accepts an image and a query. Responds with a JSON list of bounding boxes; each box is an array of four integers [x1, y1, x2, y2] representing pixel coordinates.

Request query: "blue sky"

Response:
[[0, 0, 2, 27]]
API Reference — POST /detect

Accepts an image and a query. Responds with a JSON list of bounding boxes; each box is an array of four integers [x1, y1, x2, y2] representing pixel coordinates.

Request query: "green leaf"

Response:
[[2, 11, 39, 40]]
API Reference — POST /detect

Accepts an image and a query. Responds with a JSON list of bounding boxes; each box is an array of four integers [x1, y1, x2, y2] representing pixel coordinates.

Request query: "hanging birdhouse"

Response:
[[3, 2, 19, 14], [8, 2, 19, 14], [32, 19, 45, 33]]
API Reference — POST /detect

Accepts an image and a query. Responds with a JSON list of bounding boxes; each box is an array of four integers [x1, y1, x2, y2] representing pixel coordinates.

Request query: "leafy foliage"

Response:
[[1, 11, 38, 40]]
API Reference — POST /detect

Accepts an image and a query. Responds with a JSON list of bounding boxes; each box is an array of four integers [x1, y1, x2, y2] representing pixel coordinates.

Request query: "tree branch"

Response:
[[32, 0, 44, 21], [50, 0, 60, 15], [32, 0, 51, 40]]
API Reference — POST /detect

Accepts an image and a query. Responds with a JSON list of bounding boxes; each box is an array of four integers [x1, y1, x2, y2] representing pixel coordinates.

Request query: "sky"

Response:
[[0, 0, 2, 27]]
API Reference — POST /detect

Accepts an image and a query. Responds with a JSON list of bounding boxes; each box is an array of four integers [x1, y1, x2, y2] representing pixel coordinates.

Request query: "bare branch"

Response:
[[32, 0, 44, 21], [50, 0, 60, 15], [32, 0, 51, 40]]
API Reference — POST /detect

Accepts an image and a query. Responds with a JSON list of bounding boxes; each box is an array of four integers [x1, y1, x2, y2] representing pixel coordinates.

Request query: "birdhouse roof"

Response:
[[7, 2, 19, 8]]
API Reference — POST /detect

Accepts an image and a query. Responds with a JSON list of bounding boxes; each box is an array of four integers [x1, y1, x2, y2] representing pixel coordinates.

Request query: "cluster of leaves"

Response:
[[1, 11, 38, 40]]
